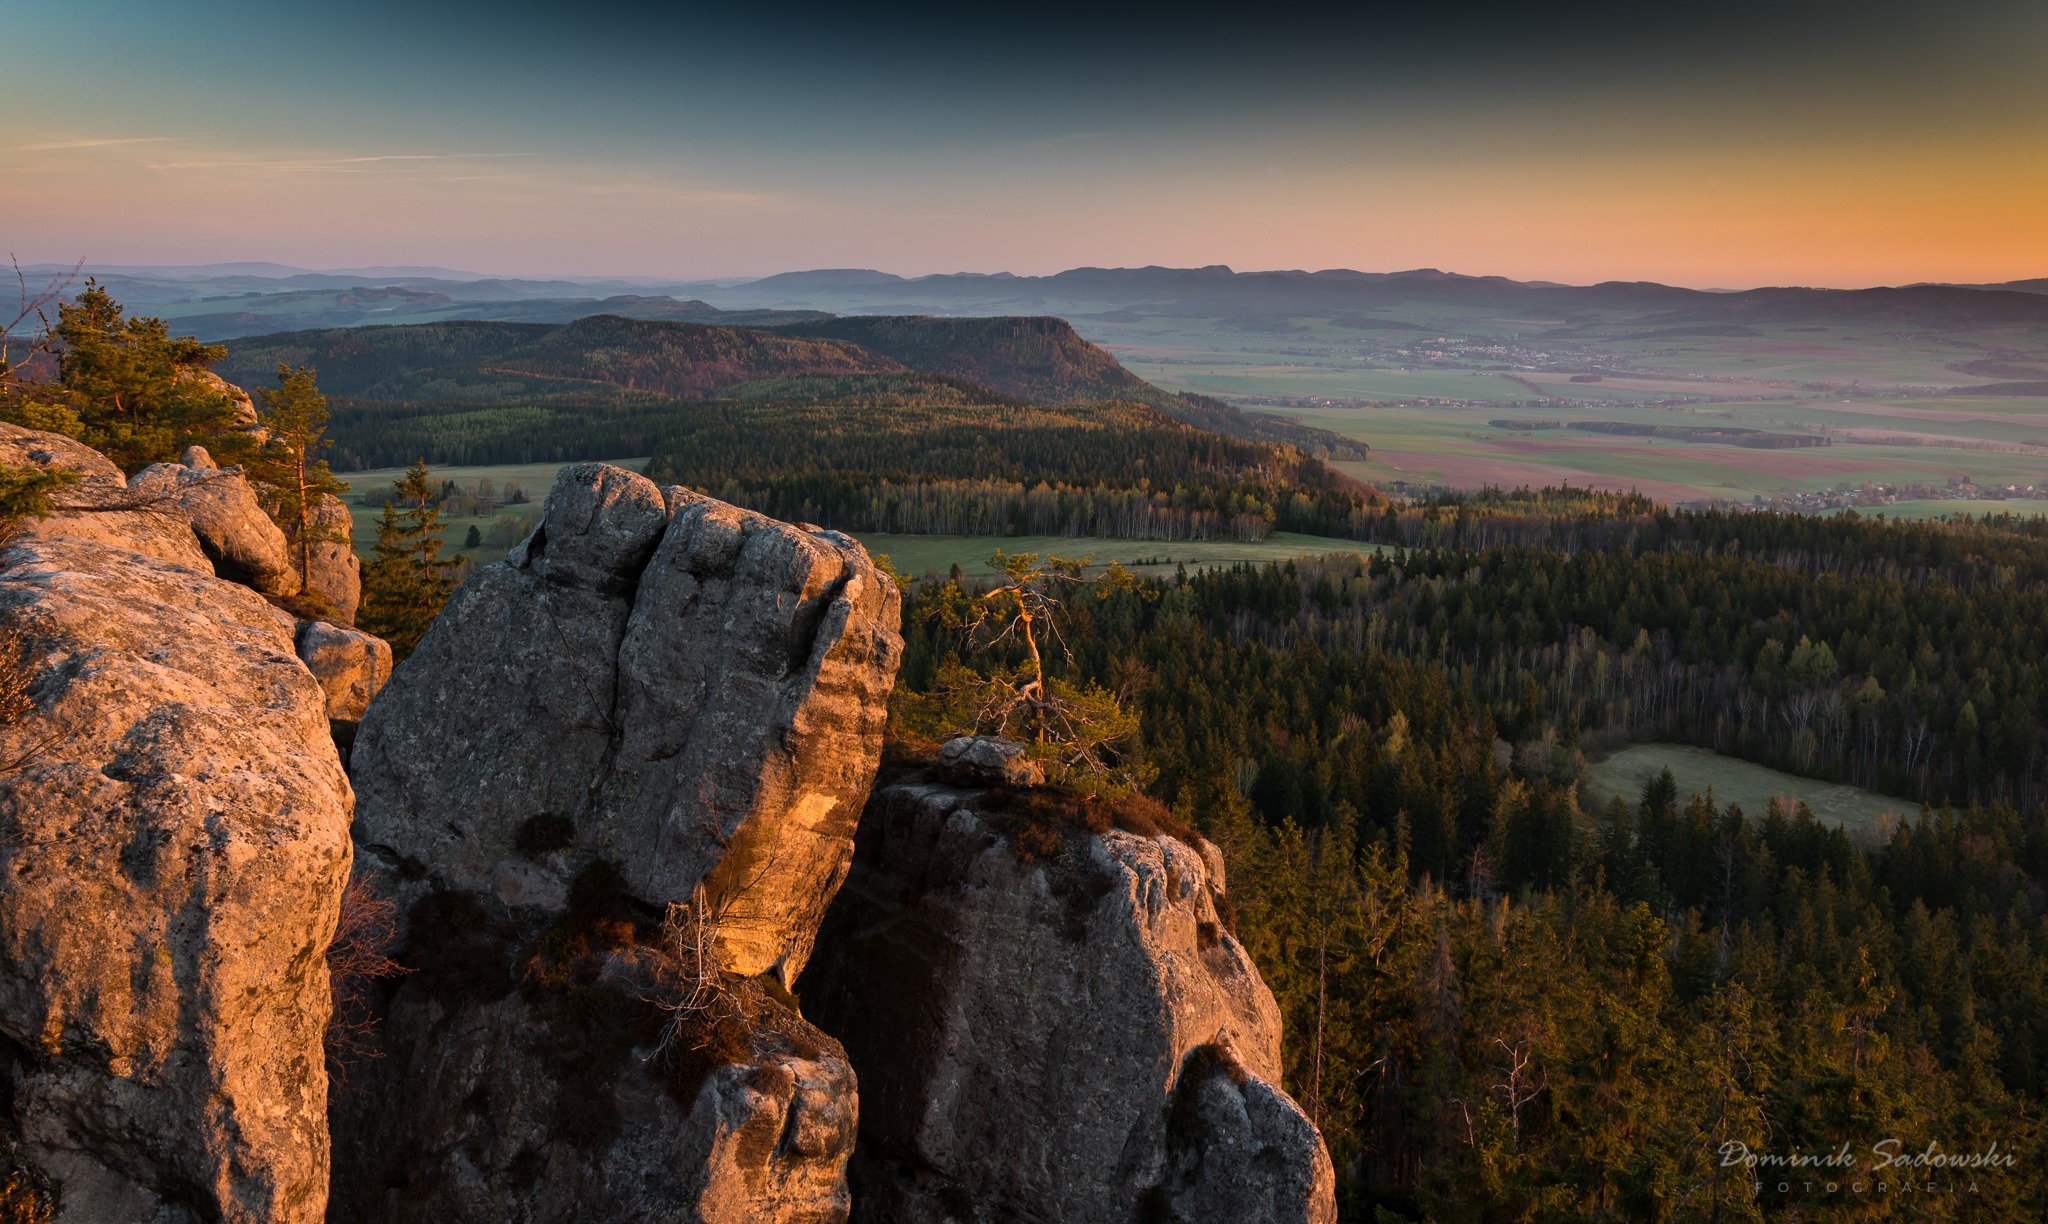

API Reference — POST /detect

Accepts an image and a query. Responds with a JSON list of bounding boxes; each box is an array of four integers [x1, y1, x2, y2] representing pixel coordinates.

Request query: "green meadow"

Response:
[[336, 459, 1376, 576], [853, 531, 1376, 578], [1585, 742, 1914, 845]]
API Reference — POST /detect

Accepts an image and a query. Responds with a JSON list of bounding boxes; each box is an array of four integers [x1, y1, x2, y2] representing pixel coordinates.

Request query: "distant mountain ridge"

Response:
[[25, 262, 2048, 344]]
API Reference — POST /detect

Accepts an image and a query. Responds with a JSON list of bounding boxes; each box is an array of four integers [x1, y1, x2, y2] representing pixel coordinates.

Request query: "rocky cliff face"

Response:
[[333, 462, 902, 1222], [800, 777, 1337, 1224], [0, 424, 353, 1223], [352, 462, 902, 982]]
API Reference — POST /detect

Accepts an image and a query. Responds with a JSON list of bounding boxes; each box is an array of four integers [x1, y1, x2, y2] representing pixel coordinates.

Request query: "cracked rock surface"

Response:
[[800, 779, 1337, 1224], [351, 461, 903, 981], [338, 463, 898, 1223], [0, 423, 352, 1224]]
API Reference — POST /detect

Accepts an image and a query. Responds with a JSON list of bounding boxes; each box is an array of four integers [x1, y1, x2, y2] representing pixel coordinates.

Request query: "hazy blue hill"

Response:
[[691, 264, 2048, 333]]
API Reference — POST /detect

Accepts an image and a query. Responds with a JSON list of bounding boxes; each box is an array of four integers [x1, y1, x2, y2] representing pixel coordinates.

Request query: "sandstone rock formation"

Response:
[[934, 734, 1044, 788], [0, 424, 353, 1223], [296, 619, 391, 724], [351, 461, 903, 982], [127, 445, 301, 596], [179, 368, 259, 426], [327, 890, 858, 1224], [335, 462, 901, 1222], [286, 493, 361, 624], [801, 778, 1338, 1224]]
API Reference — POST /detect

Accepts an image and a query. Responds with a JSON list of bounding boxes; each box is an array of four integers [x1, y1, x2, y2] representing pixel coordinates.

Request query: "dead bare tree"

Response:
[[1489, 1036, 1545, 1143], [0, 256, 78, 392]]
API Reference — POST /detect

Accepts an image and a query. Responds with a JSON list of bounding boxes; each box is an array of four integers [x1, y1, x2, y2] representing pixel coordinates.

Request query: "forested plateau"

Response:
[[218, 312, 1370, 466]]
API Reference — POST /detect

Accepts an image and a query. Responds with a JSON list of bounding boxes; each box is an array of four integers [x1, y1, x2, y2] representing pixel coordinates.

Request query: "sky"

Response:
[[3, 0, 2046, 287]]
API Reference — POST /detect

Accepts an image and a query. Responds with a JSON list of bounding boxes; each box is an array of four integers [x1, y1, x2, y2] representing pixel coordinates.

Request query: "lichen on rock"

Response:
[[0, 423, 353, 1224]]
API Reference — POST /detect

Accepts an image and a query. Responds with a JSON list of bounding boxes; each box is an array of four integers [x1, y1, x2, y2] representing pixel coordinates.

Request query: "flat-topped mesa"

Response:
[[0, 424, 353, 1224], [351, 460, 904, 980]]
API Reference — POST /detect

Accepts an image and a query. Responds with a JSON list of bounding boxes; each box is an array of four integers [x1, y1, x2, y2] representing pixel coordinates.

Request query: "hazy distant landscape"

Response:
[[56, 259, 2048, 514], [15, 0, 2048, 1218]]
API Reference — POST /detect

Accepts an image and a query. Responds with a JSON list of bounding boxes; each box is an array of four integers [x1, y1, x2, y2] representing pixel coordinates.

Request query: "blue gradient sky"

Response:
[[4, 1, 2045, 285]]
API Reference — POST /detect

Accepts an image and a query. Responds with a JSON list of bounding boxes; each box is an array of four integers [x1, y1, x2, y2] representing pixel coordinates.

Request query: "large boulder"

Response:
[[351, 462, 903, 983], [934, 734, 1043, 788], [296, 619, 391, 725], [285, 493, 361, 624], [338, 462, 900, 1221], [0, 424, 353, 1223], [800, 779, 1338, 1224], [126, 446, 301, 597]]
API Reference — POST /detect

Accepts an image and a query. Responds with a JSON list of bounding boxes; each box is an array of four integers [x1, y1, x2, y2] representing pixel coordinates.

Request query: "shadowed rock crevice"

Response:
[[801, 777, 1337, 1224]]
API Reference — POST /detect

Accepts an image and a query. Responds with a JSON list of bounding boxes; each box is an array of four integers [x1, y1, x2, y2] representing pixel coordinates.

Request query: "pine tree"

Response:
[[247, 364, 349, 599], [45, 280, 252, 473], [359, 460, 459, 659]]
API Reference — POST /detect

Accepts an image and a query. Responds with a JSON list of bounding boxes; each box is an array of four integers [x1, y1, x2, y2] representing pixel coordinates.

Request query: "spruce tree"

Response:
[[358, 460, 459, 659], [247, 364, 349, 598]]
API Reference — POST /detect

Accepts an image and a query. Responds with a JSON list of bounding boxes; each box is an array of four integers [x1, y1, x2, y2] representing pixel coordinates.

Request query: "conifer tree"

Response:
[[40, 280, 251, 472], [247, 364, 349, 596], [359, 460, 459, 659]]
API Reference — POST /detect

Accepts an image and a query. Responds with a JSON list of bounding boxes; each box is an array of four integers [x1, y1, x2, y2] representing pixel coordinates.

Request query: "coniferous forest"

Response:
[[889, 505, 2048, 1220]]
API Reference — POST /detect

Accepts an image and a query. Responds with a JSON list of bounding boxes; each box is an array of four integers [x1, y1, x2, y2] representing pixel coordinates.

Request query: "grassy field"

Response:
[[854, 532, 1376, 578], [336, 459, 1375, 576], [339, 459, 647, 566], [1254, 399, 2048, 505], [1069, 306, 2048, 503], [1585, 743, 1913, 844]]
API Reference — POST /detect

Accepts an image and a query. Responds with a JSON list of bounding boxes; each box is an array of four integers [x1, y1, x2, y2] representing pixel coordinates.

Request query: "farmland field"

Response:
[[1252, 399, 2048, 505], [1068, 306, 2048, 506], [1585, 742, 1914, 844]]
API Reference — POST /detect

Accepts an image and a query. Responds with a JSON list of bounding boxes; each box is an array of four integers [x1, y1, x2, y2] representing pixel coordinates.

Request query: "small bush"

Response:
[[326, 871, 409, 1082]]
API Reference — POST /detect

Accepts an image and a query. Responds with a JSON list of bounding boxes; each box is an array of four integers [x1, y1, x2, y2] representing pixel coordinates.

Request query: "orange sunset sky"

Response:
[[4, 1, 2044, 286]]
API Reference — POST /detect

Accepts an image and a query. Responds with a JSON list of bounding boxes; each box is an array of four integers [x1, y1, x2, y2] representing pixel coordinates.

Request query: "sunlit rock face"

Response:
[[127, 445, 302, 597], [287, 492, 361, 624], [801, 778, 1339, 1224], [296, 619, 391, 725], [351, 462, 903, 983], [0, 423, 353, 1224], [335, 463, 900, 1222]]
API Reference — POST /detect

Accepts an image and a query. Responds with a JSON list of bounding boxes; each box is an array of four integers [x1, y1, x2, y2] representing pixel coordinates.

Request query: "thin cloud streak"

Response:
[[14, 134, 202, 152]]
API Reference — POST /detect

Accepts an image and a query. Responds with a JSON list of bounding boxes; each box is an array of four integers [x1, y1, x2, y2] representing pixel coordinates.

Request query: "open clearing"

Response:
[[333, 459, 1374, 577], [340, 458, 648, 564], [1586, 743, 1914, 844], [1270, 399, 2048, 504], [853, 532, 1375, 578]]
